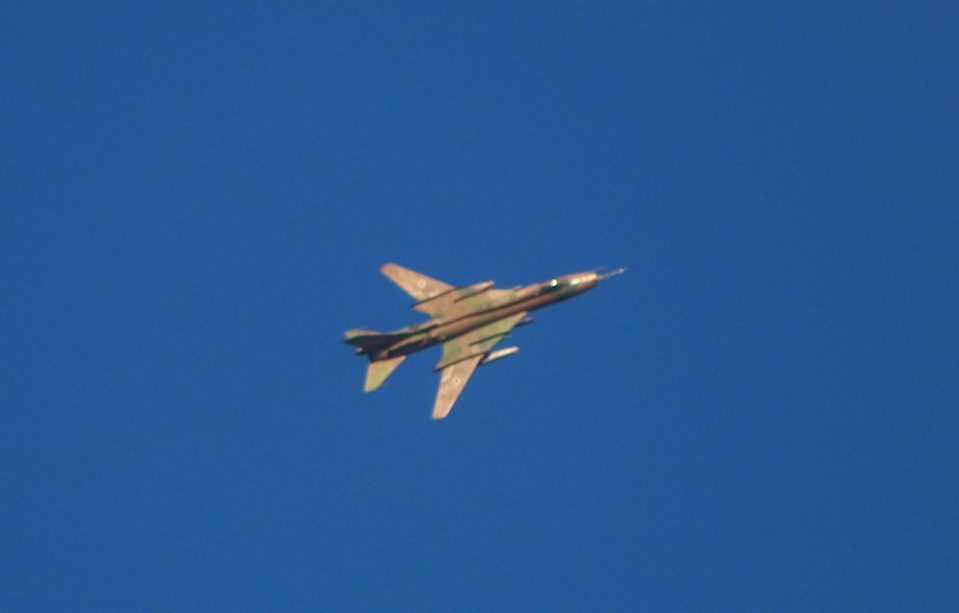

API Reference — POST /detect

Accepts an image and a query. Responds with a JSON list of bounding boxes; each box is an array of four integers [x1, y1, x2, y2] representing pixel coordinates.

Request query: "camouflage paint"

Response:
[[345, 264, 623, 418]]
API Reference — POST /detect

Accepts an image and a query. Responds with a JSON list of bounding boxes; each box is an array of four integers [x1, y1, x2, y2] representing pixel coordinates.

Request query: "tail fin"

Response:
[[364, 356, 405, 392]]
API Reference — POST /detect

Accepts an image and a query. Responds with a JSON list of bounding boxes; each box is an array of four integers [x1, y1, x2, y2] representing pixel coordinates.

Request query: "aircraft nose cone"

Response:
[[564, 271, 599, 290]]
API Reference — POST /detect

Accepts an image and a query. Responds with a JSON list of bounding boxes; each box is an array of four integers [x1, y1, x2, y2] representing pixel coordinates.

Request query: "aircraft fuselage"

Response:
[[345, 263, 624, 418], [375, 271, 600, 361]]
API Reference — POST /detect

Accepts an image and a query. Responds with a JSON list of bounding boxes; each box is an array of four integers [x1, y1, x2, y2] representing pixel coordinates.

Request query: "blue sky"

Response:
[[3, 2, 957, 610]]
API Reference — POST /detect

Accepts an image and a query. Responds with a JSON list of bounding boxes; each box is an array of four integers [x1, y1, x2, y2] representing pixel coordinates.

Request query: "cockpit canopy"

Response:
[[543, 278, 562, 292]]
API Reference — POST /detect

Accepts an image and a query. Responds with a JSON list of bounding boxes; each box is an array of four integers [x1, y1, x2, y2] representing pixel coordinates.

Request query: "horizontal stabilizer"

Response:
[[365, 356, 405, 392]]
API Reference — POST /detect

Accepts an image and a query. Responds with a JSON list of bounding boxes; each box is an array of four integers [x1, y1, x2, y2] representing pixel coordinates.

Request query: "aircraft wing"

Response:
[[432, 312, 527, 419], [410, 285, 512, 319], [432, 355, 484, 419], [380, 263, 453, 302]]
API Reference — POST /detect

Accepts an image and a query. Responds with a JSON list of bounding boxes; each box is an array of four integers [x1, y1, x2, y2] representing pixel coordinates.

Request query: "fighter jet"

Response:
[[345, 263, 625, 419]]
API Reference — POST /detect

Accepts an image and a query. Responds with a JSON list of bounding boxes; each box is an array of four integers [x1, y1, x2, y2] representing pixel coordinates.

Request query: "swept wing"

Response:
[[380, 263, 453, 302], [432, 312, 527, 419], [381, 263, 518, 318]]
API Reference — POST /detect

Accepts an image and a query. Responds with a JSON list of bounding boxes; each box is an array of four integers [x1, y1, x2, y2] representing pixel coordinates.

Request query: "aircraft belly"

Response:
[[384, 295, 550, 358], [347, 262, 623, 418], [433, 302, 536, 342]]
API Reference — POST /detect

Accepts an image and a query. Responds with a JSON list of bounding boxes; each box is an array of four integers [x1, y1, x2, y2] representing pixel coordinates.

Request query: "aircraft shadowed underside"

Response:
[[345, 263, 624, 419]]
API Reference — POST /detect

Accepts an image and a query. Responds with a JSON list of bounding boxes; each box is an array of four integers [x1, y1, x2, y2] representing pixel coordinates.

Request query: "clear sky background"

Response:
[[3, 2, 957, 611]]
